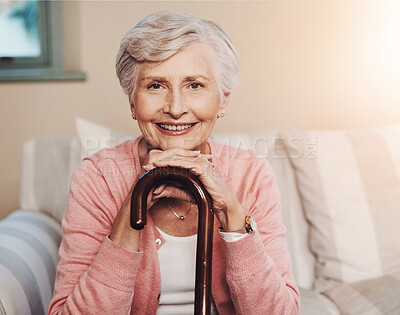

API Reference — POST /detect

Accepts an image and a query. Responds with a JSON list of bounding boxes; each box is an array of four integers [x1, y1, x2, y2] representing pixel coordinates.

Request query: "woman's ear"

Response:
[[218, 92, 230, 117], [130, 103, 137, 119]]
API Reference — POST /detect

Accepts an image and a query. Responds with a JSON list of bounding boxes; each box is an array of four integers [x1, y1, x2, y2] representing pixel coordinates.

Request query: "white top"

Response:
[[156, 227, 248, 315]]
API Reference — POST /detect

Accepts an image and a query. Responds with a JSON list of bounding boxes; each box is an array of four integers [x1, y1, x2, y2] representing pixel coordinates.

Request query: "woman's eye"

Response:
[[148, 83, 161, 90], [190, 83, 202, 89]]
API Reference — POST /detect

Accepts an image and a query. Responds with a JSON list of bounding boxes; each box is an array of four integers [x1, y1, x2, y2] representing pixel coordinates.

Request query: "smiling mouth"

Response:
[[157, 123, 197, 131]]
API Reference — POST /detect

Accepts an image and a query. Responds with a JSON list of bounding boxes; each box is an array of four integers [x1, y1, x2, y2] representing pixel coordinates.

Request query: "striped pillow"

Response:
[[322, 271, 400, 314], [281, 125, 400, 289], [0, 210, 62, 315]]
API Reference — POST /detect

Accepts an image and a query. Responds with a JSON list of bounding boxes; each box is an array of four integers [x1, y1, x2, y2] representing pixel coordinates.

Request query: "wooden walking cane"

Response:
[[130, 167, 214, 315]]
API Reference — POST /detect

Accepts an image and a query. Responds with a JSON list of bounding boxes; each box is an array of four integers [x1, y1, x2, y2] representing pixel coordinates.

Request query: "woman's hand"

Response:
[[141, 148, 200, 205], [143, 150, 247, 231], [109, 148, 200, 251]]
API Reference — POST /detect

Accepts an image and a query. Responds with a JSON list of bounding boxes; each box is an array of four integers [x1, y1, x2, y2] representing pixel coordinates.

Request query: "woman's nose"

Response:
[[163, 89, 188, 119]]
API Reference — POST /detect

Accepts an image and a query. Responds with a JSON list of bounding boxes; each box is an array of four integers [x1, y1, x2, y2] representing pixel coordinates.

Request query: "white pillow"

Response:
[[75, 117, 135, 159], [281, 125, 400, 290]]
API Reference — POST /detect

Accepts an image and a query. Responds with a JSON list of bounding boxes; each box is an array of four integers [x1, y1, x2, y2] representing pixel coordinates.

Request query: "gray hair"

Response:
[[116, 11, 238, 101]]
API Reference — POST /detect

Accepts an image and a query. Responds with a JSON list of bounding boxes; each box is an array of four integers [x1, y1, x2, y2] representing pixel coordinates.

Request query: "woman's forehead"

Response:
[[137, 42, 217, 81]]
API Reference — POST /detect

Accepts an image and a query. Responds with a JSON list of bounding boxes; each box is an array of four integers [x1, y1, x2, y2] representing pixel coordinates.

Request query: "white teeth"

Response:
[[159, 123, 194, 131]]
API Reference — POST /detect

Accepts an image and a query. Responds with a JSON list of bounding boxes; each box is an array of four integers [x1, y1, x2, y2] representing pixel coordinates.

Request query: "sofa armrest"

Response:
[[0, 210, 62, 315]]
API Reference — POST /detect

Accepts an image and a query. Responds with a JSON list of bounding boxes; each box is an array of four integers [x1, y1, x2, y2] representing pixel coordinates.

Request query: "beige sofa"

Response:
[[1, 122, 399, 314]]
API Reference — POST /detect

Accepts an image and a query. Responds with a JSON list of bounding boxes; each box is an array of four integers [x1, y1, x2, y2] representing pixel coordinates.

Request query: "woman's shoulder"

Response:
[[84, 136, 142, 168], [71, 136, 142, 185]]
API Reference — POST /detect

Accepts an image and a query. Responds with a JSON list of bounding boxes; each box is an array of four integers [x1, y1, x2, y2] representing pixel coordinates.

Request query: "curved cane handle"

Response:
[[130, 167, 214, 315]]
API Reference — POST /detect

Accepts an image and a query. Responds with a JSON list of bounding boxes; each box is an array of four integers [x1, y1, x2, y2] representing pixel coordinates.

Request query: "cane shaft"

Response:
[[131, 167, 214, 315]]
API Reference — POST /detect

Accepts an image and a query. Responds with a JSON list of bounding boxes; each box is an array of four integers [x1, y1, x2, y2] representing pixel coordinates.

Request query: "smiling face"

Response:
[[131, 42, 229, 153]]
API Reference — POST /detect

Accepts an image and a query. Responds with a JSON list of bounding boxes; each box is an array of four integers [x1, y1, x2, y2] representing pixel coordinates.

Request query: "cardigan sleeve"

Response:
[[48, 159, 141, 314], [221, 158, 301, 314]]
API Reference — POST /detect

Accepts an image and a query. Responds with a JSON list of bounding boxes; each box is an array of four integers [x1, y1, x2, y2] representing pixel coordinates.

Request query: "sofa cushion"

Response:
[[281, 125, 400, 289], [322, 271, 400, 315], [0, 210, 62, 315]]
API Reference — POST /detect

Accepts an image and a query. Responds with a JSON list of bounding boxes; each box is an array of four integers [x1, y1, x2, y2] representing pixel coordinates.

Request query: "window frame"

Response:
[[0, 1, 85, 82], [0, 1, 49, 68]]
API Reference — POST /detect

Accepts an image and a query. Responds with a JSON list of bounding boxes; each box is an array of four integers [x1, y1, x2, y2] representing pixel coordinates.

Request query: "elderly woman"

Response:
[[49, 12, 300, 315]]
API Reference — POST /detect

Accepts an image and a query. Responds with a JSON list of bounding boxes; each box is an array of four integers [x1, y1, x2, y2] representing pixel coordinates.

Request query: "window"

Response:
[[0, 0, 85, 82]]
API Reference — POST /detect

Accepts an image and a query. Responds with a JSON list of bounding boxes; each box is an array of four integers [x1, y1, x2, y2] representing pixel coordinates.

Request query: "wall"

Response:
[[1, 1, 400, 219]]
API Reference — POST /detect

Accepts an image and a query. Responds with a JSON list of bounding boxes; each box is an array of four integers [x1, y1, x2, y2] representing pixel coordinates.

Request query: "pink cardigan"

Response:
[[49, 136, 300, 314]]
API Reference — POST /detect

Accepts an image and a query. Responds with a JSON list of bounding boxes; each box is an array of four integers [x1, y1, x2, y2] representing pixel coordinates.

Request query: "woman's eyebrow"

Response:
[[183, 75, 209, 82], [140, 76, 167, 82], [140, 75, 210, 82]]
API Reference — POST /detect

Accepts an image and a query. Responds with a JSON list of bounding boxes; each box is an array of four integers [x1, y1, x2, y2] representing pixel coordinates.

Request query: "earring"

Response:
[[218, 113, 225, 119], [131, 103, 136, 120]]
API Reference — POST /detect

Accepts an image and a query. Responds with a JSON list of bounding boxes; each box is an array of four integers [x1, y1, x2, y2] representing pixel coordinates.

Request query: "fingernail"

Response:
[[153, 186, 162, 194]]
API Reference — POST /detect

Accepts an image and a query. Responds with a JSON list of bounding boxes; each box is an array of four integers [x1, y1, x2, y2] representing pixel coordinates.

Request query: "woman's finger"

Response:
[[155, 153, 212, 164], [145, 148, 201, 167], [153, 184, 166, 195], [152, 157, 211, 177], [152, 186, 196, 203]]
